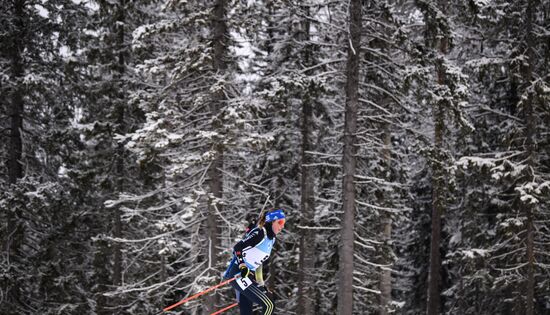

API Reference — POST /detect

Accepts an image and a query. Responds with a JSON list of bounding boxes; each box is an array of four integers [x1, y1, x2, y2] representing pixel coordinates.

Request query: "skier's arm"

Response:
[[255, 265, 264, 285], [233, 228, 265, 265]]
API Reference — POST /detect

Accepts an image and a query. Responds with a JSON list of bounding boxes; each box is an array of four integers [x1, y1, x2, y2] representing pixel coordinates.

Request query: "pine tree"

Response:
[[352, 1, 413, 313], [337, 0, 362, 313], [110, 0, 272, 312], [297, 5, 317, 313], [0, 0, 91, 313], [391, 1, 473, 313], [75, 0, 157, 312], [450, 0, 550, 313], [239, 1, 344, 312]]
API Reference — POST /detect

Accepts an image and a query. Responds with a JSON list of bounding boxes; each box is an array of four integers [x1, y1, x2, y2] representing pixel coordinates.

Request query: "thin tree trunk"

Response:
[[379, 123, 392, 315], [379, 216, 392, 315], [298, 7, 316, 315], [427, 1, 448, 313], [337, 0, 362, 313], [205, 153, 223, 312], [525, 203, 534, 315], [426, 66, 447, 315], [427, 102, 444, 315], [8, 1, 24, 186], [6, 1, 25, 311], [205, 0, 227, 311], [93, 239, 110, 315], [112, 0, 126, 292], [523, 0, 535, 314], [298, 57, 316, 315]]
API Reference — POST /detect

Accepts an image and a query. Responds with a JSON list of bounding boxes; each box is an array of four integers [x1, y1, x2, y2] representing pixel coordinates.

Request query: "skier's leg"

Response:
[[231, 281, 254, 315], [238, 290, 254, 315], [239, 283, 274, 315]]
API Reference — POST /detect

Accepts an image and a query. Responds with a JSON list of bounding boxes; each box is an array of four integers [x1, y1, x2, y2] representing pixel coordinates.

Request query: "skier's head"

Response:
[[259, 209, 286, 235], [265, 209, 285, 222]]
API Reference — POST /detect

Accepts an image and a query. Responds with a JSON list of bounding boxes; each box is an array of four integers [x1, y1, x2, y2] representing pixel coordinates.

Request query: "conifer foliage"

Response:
[[0, 0, 90, 314], [0, 0, 549, 314]]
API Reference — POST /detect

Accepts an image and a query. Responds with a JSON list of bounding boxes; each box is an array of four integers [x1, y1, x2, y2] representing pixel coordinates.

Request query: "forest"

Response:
[[1, 0, 549, 314]]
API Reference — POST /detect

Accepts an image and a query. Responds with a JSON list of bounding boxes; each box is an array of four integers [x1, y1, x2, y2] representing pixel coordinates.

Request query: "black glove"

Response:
[[258, 285, 270, 295], [239, 264, 250, 278]]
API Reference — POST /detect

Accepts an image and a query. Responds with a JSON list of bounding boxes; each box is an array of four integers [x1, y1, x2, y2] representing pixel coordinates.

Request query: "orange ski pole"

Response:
[[210, 302, 239, 315], [163, 277, 236, 312]]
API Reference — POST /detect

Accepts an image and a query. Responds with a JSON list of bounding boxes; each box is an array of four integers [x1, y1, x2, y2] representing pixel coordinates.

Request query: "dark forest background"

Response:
[[1, 0, 549, 314]]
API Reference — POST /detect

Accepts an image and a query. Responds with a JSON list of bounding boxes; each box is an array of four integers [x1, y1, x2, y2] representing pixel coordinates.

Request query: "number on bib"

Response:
[[236, 276, 253, 290]]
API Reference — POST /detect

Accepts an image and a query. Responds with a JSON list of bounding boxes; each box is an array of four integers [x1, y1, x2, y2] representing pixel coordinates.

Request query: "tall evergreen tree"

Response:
[[449, 0, 550, 313], [243, 1, 345, 312], [393, 1, 473, 314], [0, 0, 91, 313], [110, 0, 271, 313], [337, 0, 362, 313], [297, 6, 317, 314], [76, 0, 156, 312]]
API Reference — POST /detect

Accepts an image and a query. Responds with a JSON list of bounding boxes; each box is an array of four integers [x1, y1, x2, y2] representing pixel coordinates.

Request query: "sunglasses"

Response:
[[275, 219, 286, 226]]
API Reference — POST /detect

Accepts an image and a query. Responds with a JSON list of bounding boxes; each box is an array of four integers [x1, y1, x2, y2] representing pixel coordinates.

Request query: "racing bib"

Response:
[[236, 276, 253, 290]]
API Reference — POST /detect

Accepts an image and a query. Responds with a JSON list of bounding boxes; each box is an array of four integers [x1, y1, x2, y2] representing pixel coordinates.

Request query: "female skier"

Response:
[[224, 209, 286, 315]]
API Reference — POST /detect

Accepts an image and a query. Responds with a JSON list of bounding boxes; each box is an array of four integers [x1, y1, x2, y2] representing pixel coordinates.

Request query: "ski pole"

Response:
[[163, 277, 236, 312], [210, 302, 238, 315]]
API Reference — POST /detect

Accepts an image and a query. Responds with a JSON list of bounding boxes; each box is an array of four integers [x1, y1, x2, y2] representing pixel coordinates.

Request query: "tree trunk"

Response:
[[379, 123, 392, 315], [523, 0, 535, 314], [297, 7, 316, 315], [427, 1, 448, 313], [6, 1, 25, 311], [427, 103, 444, 315], [5, 1, 26, 314], [205, 0, 227, 311], [93, 239, 111, 315], [337, 0, 362, 313], [205, 153, 223, 312], [298, 68, 316, 315], [112, 0, 126, 292], [8, 1, 24, 186]]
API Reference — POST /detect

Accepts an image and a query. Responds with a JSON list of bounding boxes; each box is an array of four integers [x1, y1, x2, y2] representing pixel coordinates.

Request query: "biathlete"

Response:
[[224, 209, 286, 315]]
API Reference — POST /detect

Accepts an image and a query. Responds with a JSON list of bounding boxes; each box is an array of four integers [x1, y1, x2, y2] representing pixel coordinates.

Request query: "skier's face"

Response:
[[272, 219, 285, 234]]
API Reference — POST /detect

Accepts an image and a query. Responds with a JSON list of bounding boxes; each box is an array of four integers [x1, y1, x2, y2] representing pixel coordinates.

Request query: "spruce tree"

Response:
[[450, 0, 550, 313], [0, 0, 91, 313]]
